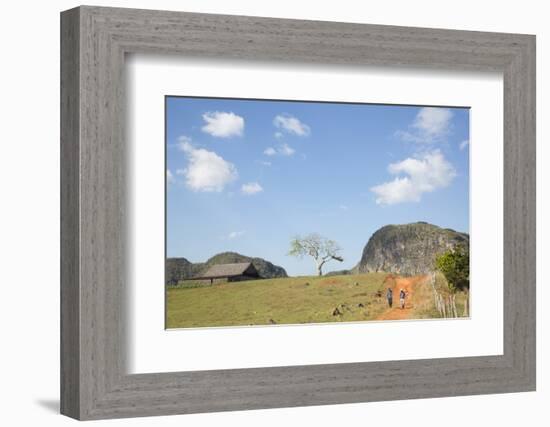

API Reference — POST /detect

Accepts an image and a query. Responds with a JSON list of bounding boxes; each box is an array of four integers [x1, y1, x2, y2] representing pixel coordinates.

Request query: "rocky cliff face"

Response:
[[166, 252, 287, 285], [356, 222, 469, 276]]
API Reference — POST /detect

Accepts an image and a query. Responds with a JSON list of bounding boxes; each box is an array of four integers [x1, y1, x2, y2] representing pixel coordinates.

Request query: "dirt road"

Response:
[[376, 274, 429, 320]]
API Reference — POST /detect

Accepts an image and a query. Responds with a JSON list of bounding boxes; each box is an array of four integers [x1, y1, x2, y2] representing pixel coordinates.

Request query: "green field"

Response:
[[167, 272, 415, 328]]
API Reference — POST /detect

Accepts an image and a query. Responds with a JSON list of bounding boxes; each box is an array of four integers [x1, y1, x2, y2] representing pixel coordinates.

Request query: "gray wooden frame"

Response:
[[60, 5, 536, 421]]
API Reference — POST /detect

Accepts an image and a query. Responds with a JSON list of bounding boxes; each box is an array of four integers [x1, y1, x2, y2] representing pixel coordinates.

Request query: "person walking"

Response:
[[399, 288, 407, 309], [386, 287, 393, 308]]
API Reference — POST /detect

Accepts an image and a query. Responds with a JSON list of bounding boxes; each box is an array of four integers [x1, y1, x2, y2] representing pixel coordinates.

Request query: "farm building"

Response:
[[191, 262, 261, 284]]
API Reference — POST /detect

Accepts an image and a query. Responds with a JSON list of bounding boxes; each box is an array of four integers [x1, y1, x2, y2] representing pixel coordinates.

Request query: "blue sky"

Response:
[[166, 97, 469, 276]]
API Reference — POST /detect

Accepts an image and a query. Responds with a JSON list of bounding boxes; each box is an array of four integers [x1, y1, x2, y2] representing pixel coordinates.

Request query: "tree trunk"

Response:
[[463, 289, 470, 317], [430, 273, 444, 318], [455, 295, 459, 317], [316, 260, 324, 276]]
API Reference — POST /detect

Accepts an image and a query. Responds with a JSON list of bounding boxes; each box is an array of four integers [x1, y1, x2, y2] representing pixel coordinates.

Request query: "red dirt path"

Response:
[[376, 275, 429, 320]]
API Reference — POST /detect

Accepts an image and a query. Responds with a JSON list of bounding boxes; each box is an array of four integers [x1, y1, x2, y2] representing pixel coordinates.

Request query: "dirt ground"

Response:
[[376, 274, 430, 320]]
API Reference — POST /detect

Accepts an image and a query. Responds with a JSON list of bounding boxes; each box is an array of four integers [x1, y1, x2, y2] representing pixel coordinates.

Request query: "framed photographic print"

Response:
[[61, 6, 536, 420], [164, 97, 471, 329]]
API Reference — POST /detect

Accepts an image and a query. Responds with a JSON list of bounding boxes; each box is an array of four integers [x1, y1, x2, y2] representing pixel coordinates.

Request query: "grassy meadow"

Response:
[[166, 272, 469, 329]]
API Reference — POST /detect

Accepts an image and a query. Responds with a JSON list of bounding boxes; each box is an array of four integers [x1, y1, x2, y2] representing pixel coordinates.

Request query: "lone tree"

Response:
[[435, 245, 470, 316], [289, 233, 343, 276]]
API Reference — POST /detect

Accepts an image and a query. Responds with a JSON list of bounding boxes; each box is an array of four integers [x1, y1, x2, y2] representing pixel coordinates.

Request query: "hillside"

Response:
[[167, 273, 388, 328], [356, 222, 469, 276], [165, 257, 203, 285], [166, 252, 287, 285], [166, 272, 468, 328]]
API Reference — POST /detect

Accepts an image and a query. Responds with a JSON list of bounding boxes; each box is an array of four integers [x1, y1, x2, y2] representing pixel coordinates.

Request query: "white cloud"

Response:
[[460, 139, 469, 150], [396, 107, 453, 144], [167, 169, 175, 184], [413, 107, 453, 138], [177, 135, 193, 150], [273, 114, 311, 136], [201, 111, 244, 138], [241, 182, 263, 195], [258, 160, 272, 166], [339, 204, 349, 211], [278, 143, 295, 156], [264, 147, 277, 156], [263, 143, 295, 157], [394, 130, 423, 144], [371, 150, 456, 205], [274, 131, 284, 139], [227, 231, 245, 239], [177, 141, 238, 192]]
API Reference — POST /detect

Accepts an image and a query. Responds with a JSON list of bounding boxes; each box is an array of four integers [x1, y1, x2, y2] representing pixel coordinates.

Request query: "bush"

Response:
[[435, 245, 469, 292]]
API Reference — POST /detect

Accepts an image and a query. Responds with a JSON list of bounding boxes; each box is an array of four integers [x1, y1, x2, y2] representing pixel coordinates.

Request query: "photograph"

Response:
[[52, 3, 537, 421], [165, 96, 470, 329]]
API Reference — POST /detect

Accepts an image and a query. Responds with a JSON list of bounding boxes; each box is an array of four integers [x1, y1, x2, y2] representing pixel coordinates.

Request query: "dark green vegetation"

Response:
[[435, 245, 470, 292], [166, 252, 287, 286], [165, 258, 202, 286], [435, 246, 470, 317]]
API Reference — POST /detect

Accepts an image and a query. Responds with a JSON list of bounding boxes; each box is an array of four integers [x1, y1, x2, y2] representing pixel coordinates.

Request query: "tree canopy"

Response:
[[289, 233, 343, 276], [435, 245, 469, 292]]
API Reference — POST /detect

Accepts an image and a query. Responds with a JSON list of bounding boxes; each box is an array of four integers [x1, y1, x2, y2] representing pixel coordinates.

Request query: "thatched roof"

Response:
[[193, 262, 259, 279]]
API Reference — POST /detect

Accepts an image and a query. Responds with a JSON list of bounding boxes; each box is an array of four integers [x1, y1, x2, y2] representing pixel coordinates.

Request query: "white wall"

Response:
[[0, 1, 546, 425]]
